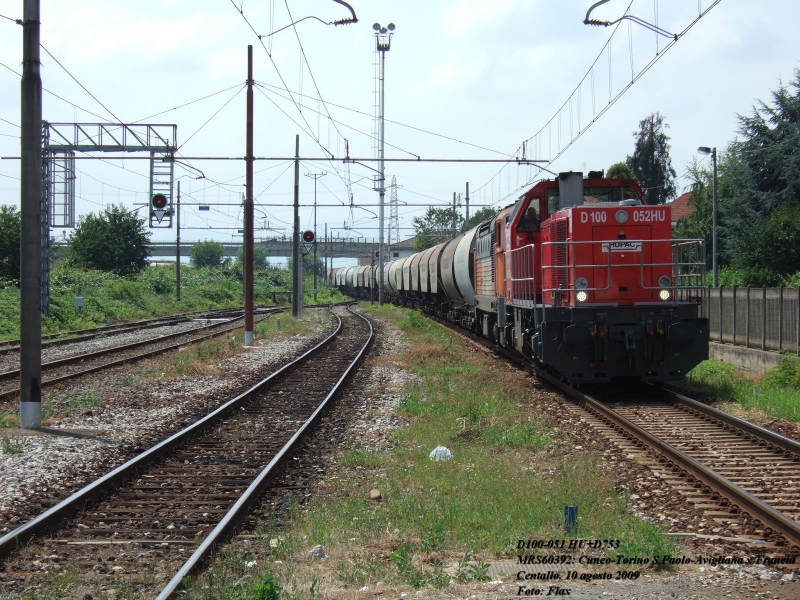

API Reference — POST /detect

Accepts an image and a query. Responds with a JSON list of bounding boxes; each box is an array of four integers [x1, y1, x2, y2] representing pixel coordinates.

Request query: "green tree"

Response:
[[463, 206, 497, 231], [190, 240, 225, 268], [0, 205, 21, 281], [235, 244, 270, 268], [722, 70, 800, 265], [674, 160, 715, 268], [606, 162, 638, 182], [287, 254, 325, 279], [68, 204, 151, 275], [412, 207, 464, 252], [626, 112, 677, 205]]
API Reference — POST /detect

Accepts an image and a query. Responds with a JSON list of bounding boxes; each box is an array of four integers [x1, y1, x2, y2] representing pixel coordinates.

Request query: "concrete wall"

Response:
[[708, 341, 794, 379]]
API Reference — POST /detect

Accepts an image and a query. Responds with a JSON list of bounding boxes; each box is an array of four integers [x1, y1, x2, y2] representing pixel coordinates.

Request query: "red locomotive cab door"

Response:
[[591, 225, 653, 303]]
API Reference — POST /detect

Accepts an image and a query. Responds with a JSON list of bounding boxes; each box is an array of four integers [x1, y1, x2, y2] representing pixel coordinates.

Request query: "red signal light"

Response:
[[302, 230, 315, 243], [151, 193, 168, 210]]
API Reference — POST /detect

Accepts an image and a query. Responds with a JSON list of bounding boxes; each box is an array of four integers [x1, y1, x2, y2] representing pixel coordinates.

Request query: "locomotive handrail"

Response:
[[539, 238, 706, 303]]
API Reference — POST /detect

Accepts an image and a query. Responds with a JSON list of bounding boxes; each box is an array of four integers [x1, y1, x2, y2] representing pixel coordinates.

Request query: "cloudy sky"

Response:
[[0, 0, 797, 265]]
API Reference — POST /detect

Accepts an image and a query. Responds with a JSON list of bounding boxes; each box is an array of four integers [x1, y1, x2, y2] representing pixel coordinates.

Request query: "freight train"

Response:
[[330, 171, 709, 384]]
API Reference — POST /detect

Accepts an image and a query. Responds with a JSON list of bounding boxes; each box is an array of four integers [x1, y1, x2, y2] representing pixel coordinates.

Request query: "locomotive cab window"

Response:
[[517, 198, 541, 232]]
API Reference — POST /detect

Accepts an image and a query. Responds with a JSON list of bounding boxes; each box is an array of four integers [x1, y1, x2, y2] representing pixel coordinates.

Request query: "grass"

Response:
[[187, 303, 677, 598], [1, 437, 24, 454], [35, 389, 102, 422], [150, 313, 326, 379], [0, 261, 347, 342], [254, 314, 321, 340], [683, 355, 800, 422]]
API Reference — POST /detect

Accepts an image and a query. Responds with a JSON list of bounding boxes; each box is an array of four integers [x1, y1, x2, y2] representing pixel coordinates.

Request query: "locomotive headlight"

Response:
[[615, 210, 628, 223], [659, 289, 671, 301], [658, 275, 672, 288], [576, 291, 588, 303], [575, 277, 589, 290]]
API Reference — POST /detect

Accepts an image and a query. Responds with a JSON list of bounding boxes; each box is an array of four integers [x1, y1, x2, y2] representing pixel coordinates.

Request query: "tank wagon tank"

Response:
[[332, 171, 709, 384]]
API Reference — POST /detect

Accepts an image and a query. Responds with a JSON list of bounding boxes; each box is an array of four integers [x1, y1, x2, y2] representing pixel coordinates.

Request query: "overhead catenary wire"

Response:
[[40, 44, 123, 123], [473, 0, 723, 206], [256, 82, 421, 159], [230, 0, 359, 202], [177, 84, 246, 151]]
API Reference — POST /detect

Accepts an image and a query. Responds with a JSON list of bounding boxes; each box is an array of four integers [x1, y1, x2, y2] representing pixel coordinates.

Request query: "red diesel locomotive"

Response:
[[332, 171, 709, 384]]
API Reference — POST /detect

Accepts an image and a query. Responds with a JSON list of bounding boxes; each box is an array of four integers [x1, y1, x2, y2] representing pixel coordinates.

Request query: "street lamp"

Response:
[[697, 146, 718, 287], [373, 21, 395, 305]]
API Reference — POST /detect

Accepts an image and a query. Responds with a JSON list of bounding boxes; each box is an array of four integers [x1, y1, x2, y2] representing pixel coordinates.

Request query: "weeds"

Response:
[[249, 570, 281, 600], [1, 437, 24, 454], [685, 358, 800, 422], [454, 552, 490, 582], [41, 389, 100, 420], [0, 414, 18, 428]]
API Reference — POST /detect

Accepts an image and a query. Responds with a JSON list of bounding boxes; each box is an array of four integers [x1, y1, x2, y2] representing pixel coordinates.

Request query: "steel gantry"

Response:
[[40, 122, 177, 314]]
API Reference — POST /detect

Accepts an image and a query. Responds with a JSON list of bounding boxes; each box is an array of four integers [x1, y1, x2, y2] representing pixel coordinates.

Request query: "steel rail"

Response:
[[156, 305, 373, 599], [667, 390, 800, 457], [0, 306, 281, 352], [0, 306, 349, 559], [0, 316, 190, 353], [0, 315, 192, 352], [0, 310, 278, 382], [0, 311, 280, 401], [548, 372, 800, 550]]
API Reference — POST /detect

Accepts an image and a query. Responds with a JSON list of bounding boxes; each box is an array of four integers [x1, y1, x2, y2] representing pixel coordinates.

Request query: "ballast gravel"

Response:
[[0, 310, 333, 534], [0, 319, 209, 373]]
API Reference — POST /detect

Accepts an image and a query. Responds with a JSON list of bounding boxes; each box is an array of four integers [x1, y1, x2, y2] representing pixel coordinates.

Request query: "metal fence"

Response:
[[706, 286, 800, 354]]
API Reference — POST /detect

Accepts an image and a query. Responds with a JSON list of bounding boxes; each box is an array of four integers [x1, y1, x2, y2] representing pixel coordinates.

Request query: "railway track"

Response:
[[426, 311, 800, 555], [0, 315, 193, 354], [0, 306, 286, 355], [0, 305, 373, 599], [0, 308, 280, 402]]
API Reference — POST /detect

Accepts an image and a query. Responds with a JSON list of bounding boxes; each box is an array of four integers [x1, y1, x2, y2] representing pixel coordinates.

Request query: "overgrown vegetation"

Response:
[[204, 304, 675, 597], [0, 260, 346, 341], [190, 240, 225, 268], [0, 205, 21, 281], [684, 356, 800, 422], [67, 203, 152, 275]]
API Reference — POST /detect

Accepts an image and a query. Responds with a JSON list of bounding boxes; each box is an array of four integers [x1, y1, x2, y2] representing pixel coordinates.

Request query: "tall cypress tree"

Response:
[[625, 112, 677, 205]]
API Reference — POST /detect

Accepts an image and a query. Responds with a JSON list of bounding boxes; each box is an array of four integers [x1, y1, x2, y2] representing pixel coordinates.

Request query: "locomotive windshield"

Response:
[[547, 185, 641, 213]]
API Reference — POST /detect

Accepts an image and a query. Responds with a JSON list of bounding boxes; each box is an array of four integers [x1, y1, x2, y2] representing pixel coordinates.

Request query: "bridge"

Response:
[[52, 238, 384, 260], [148, 238, 385, 259]]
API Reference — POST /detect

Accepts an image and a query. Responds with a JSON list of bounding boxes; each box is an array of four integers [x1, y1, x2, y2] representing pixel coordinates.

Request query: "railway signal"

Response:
[[151, 193, 168, 224], [302, 230, 314, 254]]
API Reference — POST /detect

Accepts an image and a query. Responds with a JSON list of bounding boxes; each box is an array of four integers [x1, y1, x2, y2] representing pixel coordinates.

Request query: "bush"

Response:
[[718, 266, 781, 287], [190, 240, 225, 268], [67, 204, 151, 275], [0, 205, 21, 282], [235, 245, 270, 268], [762, 355, 800, 390]]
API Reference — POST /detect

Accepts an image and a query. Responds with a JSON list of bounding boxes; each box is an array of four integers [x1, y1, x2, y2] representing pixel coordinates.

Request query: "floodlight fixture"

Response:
[[373, 22, 380, 31], [387, 23, 395, 31], [697, 146, 712, 155]]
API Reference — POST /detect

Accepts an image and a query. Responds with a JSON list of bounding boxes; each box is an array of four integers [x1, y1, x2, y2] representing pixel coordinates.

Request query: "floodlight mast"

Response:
[[374, 22, 395, 305]]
